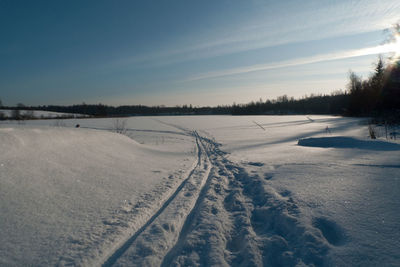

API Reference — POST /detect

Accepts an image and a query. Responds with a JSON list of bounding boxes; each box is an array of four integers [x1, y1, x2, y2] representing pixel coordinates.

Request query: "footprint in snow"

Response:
[[312, 217, 346, 246], [279, 189, 291, 197], [264, 173, 274, 180], [247, 161, 264, 167]]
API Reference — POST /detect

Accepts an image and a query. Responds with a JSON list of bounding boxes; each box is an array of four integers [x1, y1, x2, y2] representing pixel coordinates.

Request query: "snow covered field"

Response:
[[1, 115, 399, 266]]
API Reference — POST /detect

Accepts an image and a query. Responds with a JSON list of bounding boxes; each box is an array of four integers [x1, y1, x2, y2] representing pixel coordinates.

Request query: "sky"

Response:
[[1, 0, 400, 106]]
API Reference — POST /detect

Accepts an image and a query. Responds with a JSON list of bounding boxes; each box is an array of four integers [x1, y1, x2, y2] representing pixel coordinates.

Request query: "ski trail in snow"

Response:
[[101, 131, 212, 266], [160, 134, 218, 266], [161, 132, 332, 266], [101, 120, 333, 266], [80, 126, 189, 137]]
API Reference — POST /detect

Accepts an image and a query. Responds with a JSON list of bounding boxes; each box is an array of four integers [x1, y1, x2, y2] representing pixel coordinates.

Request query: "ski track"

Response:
[[101, 124, 334, 266], [101, 131, 212, 266]]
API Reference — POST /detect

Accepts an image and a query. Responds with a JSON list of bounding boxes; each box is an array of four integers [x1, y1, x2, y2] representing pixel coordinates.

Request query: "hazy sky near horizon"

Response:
[[1, 0, 400, 106]]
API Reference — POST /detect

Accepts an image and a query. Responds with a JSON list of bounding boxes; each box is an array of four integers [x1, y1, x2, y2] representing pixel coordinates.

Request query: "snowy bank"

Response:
[[0, 125, 195, 266]]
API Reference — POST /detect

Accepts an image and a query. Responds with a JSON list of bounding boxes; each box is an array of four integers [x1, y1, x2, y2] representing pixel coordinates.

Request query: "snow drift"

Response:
[[0, 126, 195, 266]]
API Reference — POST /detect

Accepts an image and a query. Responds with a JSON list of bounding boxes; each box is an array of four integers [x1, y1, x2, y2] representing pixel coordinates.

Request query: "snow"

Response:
[[0, 125, 195, 266], [1, 115, 399, 266]]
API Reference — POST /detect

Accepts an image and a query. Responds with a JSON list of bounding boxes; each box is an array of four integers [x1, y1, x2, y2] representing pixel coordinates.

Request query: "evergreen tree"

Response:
[[369, 57, 386, 111]]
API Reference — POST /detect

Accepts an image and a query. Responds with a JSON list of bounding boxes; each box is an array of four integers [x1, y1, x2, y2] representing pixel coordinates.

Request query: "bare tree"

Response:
[[11, 109, 21, 120], [113, 118, 128, 134]]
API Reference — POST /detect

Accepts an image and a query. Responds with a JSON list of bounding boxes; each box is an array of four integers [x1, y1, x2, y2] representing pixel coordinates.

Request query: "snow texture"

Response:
[[1, 115, 399, 266]]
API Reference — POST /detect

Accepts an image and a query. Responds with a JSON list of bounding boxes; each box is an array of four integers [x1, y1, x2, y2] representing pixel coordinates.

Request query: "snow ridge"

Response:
[[101, 131, 212, 266]]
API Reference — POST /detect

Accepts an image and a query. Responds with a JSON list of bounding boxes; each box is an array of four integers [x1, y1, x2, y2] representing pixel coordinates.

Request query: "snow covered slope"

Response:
[[0, 125, 195, 266]]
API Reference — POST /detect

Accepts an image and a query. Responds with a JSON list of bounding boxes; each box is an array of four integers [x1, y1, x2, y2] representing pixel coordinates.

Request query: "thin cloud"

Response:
[[108, 0, 400, 70], [185, 43, 398, 82]]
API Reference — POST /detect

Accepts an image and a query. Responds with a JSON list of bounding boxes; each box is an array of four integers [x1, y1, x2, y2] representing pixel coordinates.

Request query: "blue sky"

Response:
[[1, 0, 399, 106]]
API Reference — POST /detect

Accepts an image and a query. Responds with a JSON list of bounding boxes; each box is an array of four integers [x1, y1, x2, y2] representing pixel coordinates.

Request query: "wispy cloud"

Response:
[[108, 0, 400, 70], [185, 43, 398, 81]]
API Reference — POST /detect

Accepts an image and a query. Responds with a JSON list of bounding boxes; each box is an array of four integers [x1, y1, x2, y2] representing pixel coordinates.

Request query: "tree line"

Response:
[[1, 55, 398, 119], [347, 57, 400, 119], [1, 37, 399, 120], [0, 92, 355, 117], [232, 56, 399, 119]]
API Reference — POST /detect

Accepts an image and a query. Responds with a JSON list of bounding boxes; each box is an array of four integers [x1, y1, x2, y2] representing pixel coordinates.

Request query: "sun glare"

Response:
[[393, 34, 400, 59]]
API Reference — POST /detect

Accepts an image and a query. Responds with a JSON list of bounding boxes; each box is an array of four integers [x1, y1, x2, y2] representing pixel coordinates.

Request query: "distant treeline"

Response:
[[5, 104, 232, 117], [2, 93, 350, 117], [1, 59, 399, 120], [231, 93, 349, 115]]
